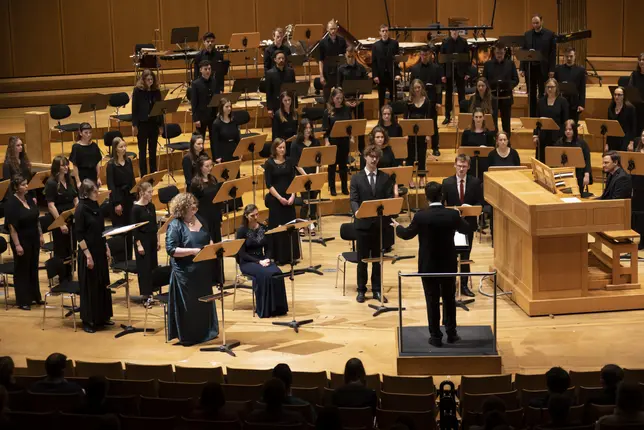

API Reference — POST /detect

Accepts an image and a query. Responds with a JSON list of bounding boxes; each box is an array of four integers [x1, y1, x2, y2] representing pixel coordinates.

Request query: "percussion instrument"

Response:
[[467, 37, 498, 64], [160, 50, 200, 61]]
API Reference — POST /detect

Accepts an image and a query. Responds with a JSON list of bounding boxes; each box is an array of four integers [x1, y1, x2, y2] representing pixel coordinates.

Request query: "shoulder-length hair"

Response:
[[169, 192, 197, 220], [470, 77, 493, 114], [470, 108, 488, 131], [242, 203, 259, 227], [295, 118, 313, 147], [369, 126, 390, 147], [278, 91, 297, 122], [5, 136, 31, 175], [135, 69, 159, 91], [79, 179, 98, 199], [407, 78, 428, 103], [217, 98, 233, 120], [191, 154, 216, 189], [50, 155, 74, 189], [563, 119, 579, 142], [109, 136, 129, 162], [270, 138, 286, 159], [189, 134, 205, 162], [326, 87, 345, 117], [635, 53, 644, 73], [545, 78, 561, 98], [378, 104, 398, 127]]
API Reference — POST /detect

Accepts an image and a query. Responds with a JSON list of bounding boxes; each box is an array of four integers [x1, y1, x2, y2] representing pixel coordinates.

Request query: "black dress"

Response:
[[70, 143, 102, 185], [264, 158, 301, 265], [554, 138, 593, 192], [461, 129, 496, 179], [535, 96, 569, 161], [290, 138, 321, 219], [631, 168, 644, 250], [378, 145, 399, 168], [379, 123, 403, 138], [106, 159, 135, 259], [75, 199, 113, 327], [2, 159, 31, 181], [487, 148, 521, 168], [5, 194, 41, 307], [323, 105, 353, 190], [131, 203, 159, 296], [607, 104, 638, 151], [629, 71, 644, 136], [272, 111, 298, 156], [405, 98, 433, 172], [190, 178, 223, 284], [212, 118, 241, 162], [236, 224, 288, 318], [181, 153, 205, 189], [44, 178, 77, 279]]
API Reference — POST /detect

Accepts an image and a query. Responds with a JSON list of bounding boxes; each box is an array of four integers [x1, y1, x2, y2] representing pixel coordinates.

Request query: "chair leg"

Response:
[[4, 275, 8, 311], [335, 256, 340, 289], [252, 281, 256, 317], [41, 292, 49, 330], [71, 294, 77, 332], [342, 261, 347, 297], [406, 194, 412, 222], [232, 276, 238, 311], [143, 302, 149, 336], [163, 304, 168, 342], [60, 294, 64, 319]]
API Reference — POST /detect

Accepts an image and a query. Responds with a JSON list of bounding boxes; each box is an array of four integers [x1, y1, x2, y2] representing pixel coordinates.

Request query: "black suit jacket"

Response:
[[440, 36, 471, 78], [265, 66, 296, 112], [441, 175, 483, 230], [396, 205, 470, 274], [350, 169, 394, 230], [521, 28, 557, 75], [191, 76, 219, 123], [600, 167, 633, 200], [371, 39, 400, 82], [554, 64, 587, 109], [131, 87, 163, 127]]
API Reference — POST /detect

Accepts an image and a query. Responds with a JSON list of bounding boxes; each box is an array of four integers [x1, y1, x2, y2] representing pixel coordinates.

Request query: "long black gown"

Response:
[[535, 96, 568, 161], [236, 224, 288, 318], [181, 152, 205, 190], [632, 171, 644, 250], [405, 98, 433, 172], [106, 159, 136, 259], [190, 178, 223, 285], [264, 157, 301, 265], [607, 104, 638, 151], [212, 118, 241, 162], [460, 129, 496, 179], [166, 217, 219, 345], [44, 178, 77, 280], [5, 194, 41, 307], [75, 199, 113, 327], [290, 137, 321, 220], [131, 203, 159, 296], [70, 142, 102, 184]]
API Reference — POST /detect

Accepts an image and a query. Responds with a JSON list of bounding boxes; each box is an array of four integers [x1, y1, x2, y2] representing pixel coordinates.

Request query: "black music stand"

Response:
[[230, 32, 261, 102], [399, 118, 434, 210], [489, 80, 513, 103], [498, 35, 525, 49], [213, 176, 253, 237], [79, 93, 110, 149], [586, 118, 624, 153], [149, 98, 183, 184], [458, 146, 495, 179], [438, 53, 471, 121], [515, 50, 543, 116], [197, 239, 244, 356], [323, 55, 345, 89], [48, 208, 77, 276], [208, 92, 242, 108], [293, 24, 325, 85], [233, 134, 266, 205], [169, 27, 200, 97], [342, 79, 372, 101], [519, 117, 560, 161], [330, 119, 368, 192], [281, 81, 310, 100]]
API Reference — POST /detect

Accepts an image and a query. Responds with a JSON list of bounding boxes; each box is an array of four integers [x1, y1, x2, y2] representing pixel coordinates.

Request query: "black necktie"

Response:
[[369, 173, 376, 194]]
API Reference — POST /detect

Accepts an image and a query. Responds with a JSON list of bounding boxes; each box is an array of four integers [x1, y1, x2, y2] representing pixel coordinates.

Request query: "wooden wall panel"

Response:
[[159, 0, 208, 51], [10, 0, 64, 77], [527, 0, 557, 30], [302, 0, 347, 30], [208, 0, 256, 47], [437, 0, 480, 27], [587, 0, 623, 57], [623, 0, 644, 57], [348, 0, 388, 40], [480, 0, 526, 38], [0, 0, 12, 78], [61, 0, 114, 74], [111, 0, 161, 72], [256, 0, 301, 40], [393, 0, 436, 28]]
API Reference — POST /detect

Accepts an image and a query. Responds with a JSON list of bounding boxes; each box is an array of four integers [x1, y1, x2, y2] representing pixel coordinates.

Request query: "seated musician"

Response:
[[194, 32, 225, 92], [265, 52, 296, 119], [264, 27, 292, 74], [598, 151, 632, 200], [487, 131, 521, 168], [554, 119, 592, 193]]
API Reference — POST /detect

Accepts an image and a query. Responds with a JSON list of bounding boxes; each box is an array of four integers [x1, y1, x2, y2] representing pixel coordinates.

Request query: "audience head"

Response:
[[262, 377, 287, 411], [425, 181, 443, 204], [242, 204, 260, 227], [316, 406, 343, 430], [45, 353, 68, 379], [272, 363, 293, 393], [0, 357, 15, 388], [546, 367, 571, 394], [481, 395, 507, 430], [601, 364, 624, 390], [343, 358, 366, 385], [617, 381, 643, 413], [86, 376, 109, 404], [200, 382, 226, 413], [79, 179, 98, 200], [547, 393, 572, 425], [169, 192, 198, 221]]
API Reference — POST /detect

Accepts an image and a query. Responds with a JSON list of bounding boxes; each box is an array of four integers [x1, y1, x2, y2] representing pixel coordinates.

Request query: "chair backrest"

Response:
[[461, 390, 519, 413], [0, 236, 7, 254], [598, 422, 644, 430], [180, 417, 242, 430], [527, 404, 585, 428], [515, 372, 548, 391], [222, 383, 263, 402], [151, 265, 172, 292], [119, 414, 177, 430], [174, 365, 225, 383], [570, 370, 602, 389], [624, 368, 644, 383], [75, 360, 124, 379], [328, 372, 380, 394], [379, 391, 436, 413], [105, 395, 140, 415], [26, 357, 74, 377], [50, 104, 72, 121], [313, 77, 323, 92], [521, 388, 548, 408], [125, 362, 174, 382], [158, 380, 206, 399], [135, 43, 155, 54], [226, 367, 272, 385], [460, 374, 513, 396], [139, 395, 195, 418], [27, 391, 84, 412], [233, 110, 251, 126], [589, 404, 617, 422], [7, 389, 28, 411], [376, 408, 436, 430], [381, 374, 435, 395], [579, 386, 606, 405], [291, 386, 321, 407], [162, 123, 182, 139], [7, 411, 57, 428], [44, 257, 66, 282], [225, 400, 254, 420], [109, 92, 130, 108], [103, 130, 123, 149], [390, 100, 408, 116], [339, 223, 357, 243], [291, 371, 328, 390], [107, 236, 127, 264], [283, 402, 315, 424], [302, 107, 324, 122], [244, 423, 305, 430], [337, 407, 374, 429], [39, 214, 55, 236], [59, 412, 120, 429], [158, 185, 180, 205], [107, 378, 157, 397]]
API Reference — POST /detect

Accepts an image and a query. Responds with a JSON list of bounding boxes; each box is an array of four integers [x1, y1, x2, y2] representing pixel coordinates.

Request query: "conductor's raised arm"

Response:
[[394, 216, 419, 240]]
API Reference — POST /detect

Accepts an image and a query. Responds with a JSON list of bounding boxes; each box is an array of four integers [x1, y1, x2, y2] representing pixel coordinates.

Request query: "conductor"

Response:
[[392, 182, 469, 347]]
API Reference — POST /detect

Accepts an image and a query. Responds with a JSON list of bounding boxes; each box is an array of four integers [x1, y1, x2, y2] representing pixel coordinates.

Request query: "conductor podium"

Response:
[[484, 165, 644, 316]]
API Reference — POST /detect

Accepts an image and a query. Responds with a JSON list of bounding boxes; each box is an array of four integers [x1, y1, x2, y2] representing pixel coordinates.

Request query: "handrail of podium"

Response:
[[397, 270, 498, 355]]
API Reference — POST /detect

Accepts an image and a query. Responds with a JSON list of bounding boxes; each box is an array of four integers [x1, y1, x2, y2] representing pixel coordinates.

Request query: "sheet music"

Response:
[[561, 197, 581, 203], [454, 232, 468, 247]]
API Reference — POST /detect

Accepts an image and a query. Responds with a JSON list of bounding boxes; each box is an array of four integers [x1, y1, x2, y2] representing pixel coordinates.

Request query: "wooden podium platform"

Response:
[[484, 167, 644, 316]]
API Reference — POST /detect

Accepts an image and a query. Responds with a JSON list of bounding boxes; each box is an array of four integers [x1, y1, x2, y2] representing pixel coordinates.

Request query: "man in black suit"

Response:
[[554, 46, 587, 124], [521, 14, 557, 117], [350, 145, 395, 303], [410, 45, 442, 154], [264, 27, 292, 75], [318, 20, 347, 101], [193, 32, 226, 93], [483, 42, 519, 136], [371, 24, 401, 110], [441, 154, 483, 297], [191, 60, 219, 142], [599, 151, 633, 200], [440, 30, 471, 125], [265, 51, 296, 117], [393, 182, 470, 347]]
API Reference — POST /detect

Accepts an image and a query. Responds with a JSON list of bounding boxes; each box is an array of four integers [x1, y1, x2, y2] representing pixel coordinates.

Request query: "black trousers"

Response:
[[569, 105, 580, 126], [527, 65, 546, 117], [493, 98, 513, 136], [52, 222, 74, 281], [299, 190, 318, 220], [422, 277, 457, 339], [377, 79, 395, 110], [356, 223, 382, 293], [11, 239, 41, 307], [196, 121, 214, 146], [459, 231, 475, 288], [352, 102, 366, 163], [406, 136, 428, 173], [328, 141, 349, 191], [137, 122, 158, 175], [444, 76, 466, 119]]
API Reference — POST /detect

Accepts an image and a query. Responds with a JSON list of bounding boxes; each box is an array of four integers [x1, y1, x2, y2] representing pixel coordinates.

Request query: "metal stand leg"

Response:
[[455, 253, 475, 311]]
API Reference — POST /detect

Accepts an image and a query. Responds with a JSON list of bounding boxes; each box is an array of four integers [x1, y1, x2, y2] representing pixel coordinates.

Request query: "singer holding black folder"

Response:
[[520, 14, 557, 117], [554, 47, 587, 124], [318, 20, 347, 101]]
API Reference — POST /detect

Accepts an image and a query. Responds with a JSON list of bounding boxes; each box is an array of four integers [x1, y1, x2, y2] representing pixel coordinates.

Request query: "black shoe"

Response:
[[442, 117, 451, 125], [33, 300, 45, 305], [373, 292, 388, 303], [330, 188, 337, 197], [429, 337, 443, 347], [432, 149, 441, 157], [103, 320, 115, 326], [83, 325, 96, 334], [356, 292, 366, 303], [18, 305, 31, 311], [447, 334, 461, 344], [461, 286, 475, 297], [341, 187, 349, 195]]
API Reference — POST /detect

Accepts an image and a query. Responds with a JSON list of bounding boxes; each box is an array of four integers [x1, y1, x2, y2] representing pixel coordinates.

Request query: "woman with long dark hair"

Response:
[[70, 122, 102, 187], [6, 175, 43, 310], [377, 104, 402, 138], [607, 86, 638, 152], [236, 204, 288, 318], [106, 136, 136, 258], [131, 182, 159, 297], [628, 53, 644, 137], [75, 180, 113, 333], [44, 156, 78, 280], [461, 108, 496, 179], [290, 119, 321, 228], [324, 87, 353, 196], [467, 77, 495, 115], [555, 119, 592, 192], [272, 91, 298, 156], [3, 136, 31, 181], [212, 98, 240, 163], [182, 134, 206, 189], [132, 69, 163, 175]]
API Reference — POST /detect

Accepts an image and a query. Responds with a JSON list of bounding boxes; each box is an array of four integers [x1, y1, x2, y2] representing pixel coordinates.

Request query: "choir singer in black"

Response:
[[318, 20, 347, 101], [392, 181, 469, 347], [483, 42, 519, 136], [266, 52, 296, 119], [410, 46, 443, 156], [191, 60, 219, 143], [264, 28, 292, 74], [371, 25, 400, 110], [440, 30, 471, 125], [131, 69, 163, 175], [554, 47, 587, 125], [521, 14, 557, 117], [349, 145, 395, 304], [194, 32, 225, 92]]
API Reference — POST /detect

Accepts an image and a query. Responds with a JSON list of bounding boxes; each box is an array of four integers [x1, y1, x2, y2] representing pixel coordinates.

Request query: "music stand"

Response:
[[381, 166, 414, 222], [498, 35, 525, 48], [458, 146, 495, 178], [48, 207, 76, 274], [196, 239, 244, 356], [618, 151, 644, 177], [514, 50, 542, 115], [26, 171, 49, 191], [399, 119, 434, 210], [298, 145, 338, 238], [149, 98, 183, 184], [559, 82, 578, 103], [233, 134, 267, 205], [448, 205, 482, 309], [355, 198, 405, 317], [211, 160, 241, 182], [208, 92, 242, 108], [331, 119, 367, 180], [231, 78, 263, 101], [130, 170, 167, 193], [323, 55, 345, 88], [388, 137, 408, 161], [293, 24, 324, 84], [0, 180, 9, 201], [213, 176, 253, 237], [103, 222, 153, 338], [438, 53, 471, 121], [287, 173, 327, 273], [230, 32, 261, 102], [342, 79, 373, 101], [79, 93, 110, 149], [281, 81, 310, 100], [266, 219, 316, 332], [97, 190, 111, 206], [519, 117, 560, 161], [585, 118, 624, 153], [169, 27, 200, 97], [545, 146, 585, 168]]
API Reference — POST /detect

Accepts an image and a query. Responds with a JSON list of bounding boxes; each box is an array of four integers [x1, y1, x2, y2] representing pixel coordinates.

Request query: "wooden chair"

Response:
[[589, 404, 617, 422], [26, 357, 74, 377], [505, 408, 525, 429], [175, 365, 225, 383], [222, 383, 263, 402], [13, 375, 43, 390], [7, 389, 28, 411], [226, 367, 272, 385], [337, 407, 374, 429], [158, 380, 206, 399], [570, 370, 602, 390], [521, 389, 548, 408], [526, 404, 585, 428], [105, 395, 140, 415], [140, 395, 195, 418], [624, 368, 644, 383], [578, 386, 606, 405], [460, 390, 519, 413], [322, 387, 335, 406], [119, 415, 177, 430], [283, 403, 315, 424], [379, 391, 436, 413], [7, 411, 57, 429], [381, 374, 435, 395], [26, 391, 84, 412], [180, 417, 242, 430], [291, 370, 328, 390], [291, 386, 321, 406], [107, 378, 157, 397], [224, 400, 254, 420], [515, 373, 548, 391], [125, 362, 174, 381], [376, 408, 436, 430], [598, 422, 644, 430], [66, 376, 90, 390], [460, 374, 513, 397], [75, 360, 124, 379]]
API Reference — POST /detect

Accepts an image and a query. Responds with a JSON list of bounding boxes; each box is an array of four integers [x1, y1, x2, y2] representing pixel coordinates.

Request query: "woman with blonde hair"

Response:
[[533, 78, 569, 161], [405, 78, 434, 187]]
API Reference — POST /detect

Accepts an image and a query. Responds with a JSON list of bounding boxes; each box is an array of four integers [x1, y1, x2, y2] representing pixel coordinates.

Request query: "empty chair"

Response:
[[291, 371, 328, 390], [337, 407, 373, 429], [158, 380, 206, 399], [174, 365, 225, 383], [13, 375, 44, 389], [139, 395, 194, 418], [334, 223, 359, 296], [379, 391, 436, 413], [291, 387, 320, 406], [579, 386, 607, 405], [0, 236, 15, 310], [158, 185, 179, 216], [41, 257, 81, 331], [376, 408, 436, 430], [119, 415, 177, 430], [50, 104, 80, 153], [162, 123, 191, 152], [75, 361, 124, 379], [222, 383, 263, 402], [526, 404, 585, 428], [105, 395, 140, 415], [27, 391, 84, 412], [226, 367, 272, 385], [26, 357, 74, 377], [460, 374, 513, 396], [381, 375, 435, 395], [108, 92, 133, 132], [107, 378, 157, 397], [515, 372, 548, 391], [125, 362, 174, 382], [570, 370, 602, 389]]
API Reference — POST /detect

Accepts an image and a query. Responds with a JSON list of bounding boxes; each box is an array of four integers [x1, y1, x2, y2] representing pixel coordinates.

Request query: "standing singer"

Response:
[[521, 14, 557, 117], [318, 20, 347, 101], [191, 60, 219, 143], [371, 25, 400, 110]]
